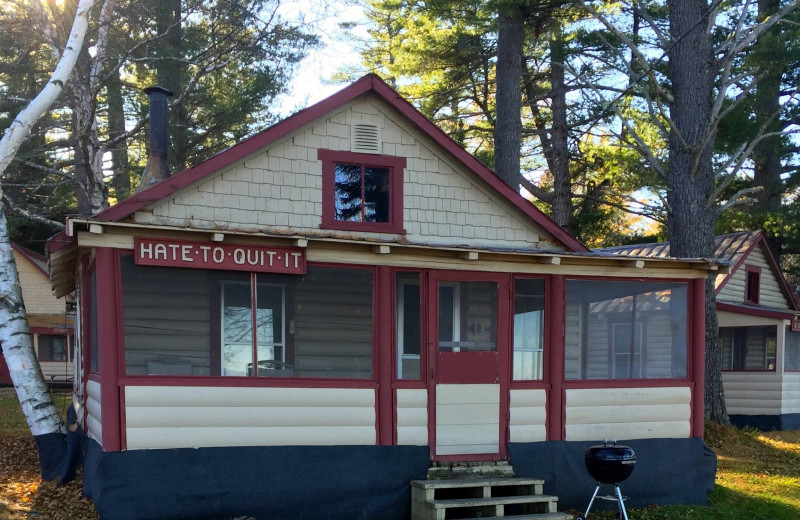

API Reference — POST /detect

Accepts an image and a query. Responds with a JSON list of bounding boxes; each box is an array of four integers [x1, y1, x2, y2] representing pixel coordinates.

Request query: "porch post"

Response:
[[691, 277, 706, 438], [547, 275, 565, 441], [376, 265, 394, 445], [96, 248, 122, 451]]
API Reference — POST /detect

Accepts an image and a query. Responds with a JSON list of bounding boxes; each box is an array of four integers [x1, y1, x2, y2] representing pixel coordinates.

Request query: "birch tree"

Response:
[[0, 0, 96, 441]]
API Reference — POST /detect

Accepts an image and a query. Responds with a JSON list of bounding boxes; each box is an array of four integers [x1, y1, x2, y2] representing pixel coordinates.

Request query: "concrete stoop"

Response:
[[427, 461, 515, 480], [411, 477, 574, 520]]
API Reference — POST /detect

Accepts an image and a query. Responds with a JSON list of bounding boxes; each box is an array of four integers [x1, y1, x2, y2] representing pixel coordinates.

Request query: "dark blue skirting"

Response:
[[729, 413, 800, 431], [509, 437, 716, 511]]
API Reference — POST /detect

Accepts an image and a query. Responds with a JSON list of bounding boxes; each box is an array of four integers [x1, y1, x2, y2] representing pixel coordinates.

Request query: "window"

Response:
[[721, 326, 776, 371], [438, 281, 498, 352], [744, 266, 761, 305], [120, 255, 374, 379], [611, 322, 643, 378], [319, 149, 405, 233], [513, 278, 545, 380], [396, 272, 421, 379], [38, 334, 69, 362], [564, 280, 688, 380]]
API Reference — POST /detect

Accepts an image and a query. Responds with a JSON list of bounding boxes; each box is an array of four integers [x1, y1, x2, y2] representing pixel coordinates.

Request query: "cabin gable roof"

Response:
[[93, 74, 587, 253]]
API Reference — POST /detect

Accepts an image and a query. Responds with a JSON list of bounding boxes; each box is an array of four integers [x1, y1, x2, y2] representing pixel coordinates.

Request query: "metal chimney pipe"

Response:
[[137, 86, 174, 192]]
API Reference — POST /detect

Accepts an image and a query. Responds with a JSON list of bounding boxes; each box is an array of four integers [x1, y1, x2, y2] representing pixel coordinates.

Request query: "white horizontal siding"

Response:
[[86, 379, 102, 445], [124, 386, 375, 450], [718, 246, 793, 309], [509, 389, 547, 443], [396, 389, 428, 446], [39, 361, 73, 382], [722, 372, 783, 415], [435, 384, 499, 455], [564, 387, 691, 441], [782, 374, 800, 414]]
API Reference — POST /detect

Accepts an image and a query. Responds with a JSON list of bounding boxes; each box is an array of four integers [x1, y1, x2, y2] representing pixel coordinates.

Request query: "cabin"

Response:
[[47, 75, 716, 520], [0, 245, 74, 387], [600, 231, 800, 431]]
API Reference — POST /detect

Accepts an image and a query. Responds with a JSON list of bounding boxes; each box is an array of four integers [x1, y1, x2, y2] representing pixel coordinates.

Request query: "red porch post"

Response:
[[96, 248, 122, 451], [375, 266, 394, 445], [547, 275, 565, 441], [691, 277, 706, 438]]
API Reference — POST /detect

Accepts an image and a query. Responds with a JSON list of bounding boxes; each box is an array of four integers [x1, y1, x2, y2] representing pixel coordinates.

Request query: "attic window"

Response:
[[745, 265, 761, 305], [318, 149, 406, 234], [351, 123, 381, 154]]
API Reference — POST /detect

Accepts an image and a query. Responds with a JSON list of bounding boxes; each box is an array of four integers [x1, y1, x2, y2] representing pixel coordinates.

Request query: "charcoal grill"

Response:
[[576, 441, 636, 520]]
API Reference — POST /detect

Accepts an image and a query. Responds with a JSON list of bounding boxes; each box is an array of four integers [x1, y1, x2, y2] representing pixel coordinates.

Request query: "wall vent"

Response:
[[351, 123, 381, 154]]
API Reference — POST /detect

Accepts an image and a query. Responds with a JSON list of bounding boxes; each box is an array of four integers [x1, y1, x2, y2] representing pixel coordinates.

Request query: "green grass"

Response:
[[0, 388, 72, 436], [2, 389, 800, 519], [580, 422, 800, 519]]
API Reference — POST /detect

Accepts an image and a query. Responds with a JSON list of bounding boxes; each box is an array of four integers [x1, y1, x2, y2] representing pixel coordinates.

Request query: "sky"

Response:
[[274, 0, 368, 117]]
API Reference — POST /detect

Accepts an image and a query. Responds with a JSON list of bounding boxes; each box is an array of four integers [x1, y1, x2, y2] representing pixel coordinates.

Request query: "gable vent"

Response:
[[351, 123, 381, 154]]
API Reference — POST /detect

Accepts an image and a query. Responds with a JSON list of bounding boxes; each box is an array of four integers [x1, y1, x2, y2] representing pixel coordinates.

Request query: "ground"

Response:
[[0, 388, 98, 520], [1, 386, 800, 519]]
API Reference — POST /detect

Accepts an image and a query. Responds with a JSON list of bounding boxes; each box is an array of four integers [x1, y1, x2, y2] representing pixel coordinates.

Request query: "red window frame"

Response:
[[318, 149, 406, 234], [744, 265, 761, 305]]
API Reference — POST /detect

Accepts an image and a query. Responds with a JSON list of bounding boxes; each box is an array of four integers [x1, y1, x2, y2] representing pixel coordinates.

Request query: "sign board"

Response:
[[134, 237, 306, 274], [792, 315, 800, 333]]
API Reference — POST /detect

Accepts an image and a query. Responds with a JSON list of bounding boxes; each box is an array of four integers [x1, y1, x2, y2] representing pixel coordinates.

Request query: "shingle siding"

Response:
[[136, 95, 563, 252]]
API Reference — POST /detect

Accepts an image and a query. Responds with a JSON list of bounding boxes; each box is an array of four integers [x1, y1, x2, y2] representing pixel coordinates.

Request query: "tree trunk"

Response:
[[157, 0, 187, 172], [0, 211, 64, 436], [108, 68, 131, 201], [0, 1, 95, 474], [494, 4, 524, 188], [548, 23, 572, 230], [752, 0, 784, 259], [666, 0, 729, 424]]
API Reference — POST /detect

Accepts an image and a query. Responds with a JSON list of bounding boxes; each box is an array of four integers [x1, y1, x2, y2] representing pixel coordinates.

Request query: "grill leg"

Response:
[[615, 485, 629, 520], [582, 484, 601, 518]]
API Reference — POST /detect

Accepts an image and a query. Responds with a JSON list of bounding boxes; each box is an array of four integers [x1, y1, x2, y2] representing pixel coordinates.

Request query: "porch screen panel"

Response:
[[438, 281, 498, 352], [513, 278, 545, 380], [565, 280, 688, 380], [396, 272, 421, 379], [787, 327, 800, 371], [121, 256, 212, 375], [293, 267, 373, 378]]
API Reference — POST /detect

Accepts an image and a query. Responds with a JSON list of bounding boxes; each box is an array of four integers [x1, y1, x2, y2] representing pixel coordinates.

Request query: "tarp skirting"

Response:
[[82, 440, 430, 520], [509, 437, 717, 511], [729, 413, 800, 431]]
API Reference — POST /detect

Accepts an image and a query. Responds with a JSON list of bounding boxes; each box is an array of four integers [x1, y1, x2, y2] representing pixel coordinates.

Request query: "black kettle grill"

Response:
[[576, 441, 636, 520]]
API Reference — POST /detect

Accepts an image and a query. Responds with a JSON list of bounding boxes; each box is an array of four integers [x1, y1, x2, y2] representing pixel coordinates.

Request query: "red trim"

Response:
[[376, 266, 394, 445], [547, 276, 565, 441], [88, 75, 586, 252], [392, 380, 426, 389], [717, 302, 795, 321], [118, 376, 378, 388], [96, 248, 121, 451], [691, 278, 705, 438], [318, 149, 406, 234]]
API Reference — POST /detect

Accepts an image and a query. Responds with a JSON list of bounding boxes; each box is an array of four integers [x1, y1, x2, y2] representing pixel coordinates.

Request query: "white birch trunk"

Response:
[[0, 0, 96, 437]]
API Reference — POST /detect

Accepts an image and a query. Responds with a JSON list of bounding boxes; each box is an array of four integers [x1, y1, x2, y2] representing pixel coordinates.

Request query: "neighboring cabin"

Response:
[[600, 230, 800, 430], [47, 75, 716, 519], [0, 245, 74, 387]]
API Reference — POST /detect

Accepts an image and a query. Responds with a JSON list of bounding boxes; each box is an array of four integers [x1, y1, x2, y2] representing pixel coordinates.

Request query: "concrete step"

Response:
[[412, 477, 545, 489], [427, 461, 515, 479]]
